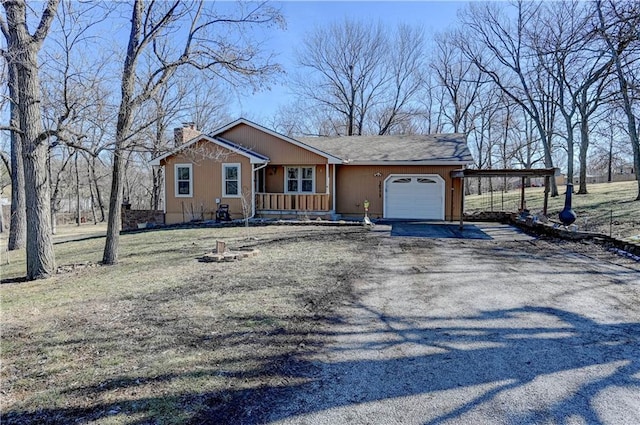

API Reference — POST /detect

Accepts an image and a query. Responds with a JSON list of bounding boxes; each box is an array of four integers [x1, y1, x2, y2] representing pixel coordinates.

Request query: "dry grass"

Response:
[[464, 180, 640, 239], [1, 225, 372, 424]]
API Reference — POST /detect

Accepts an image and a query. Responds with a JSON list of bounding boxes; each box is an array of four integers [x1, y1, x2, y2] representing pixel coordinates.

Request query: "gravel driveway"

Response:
[[260, 225, 640, 425]]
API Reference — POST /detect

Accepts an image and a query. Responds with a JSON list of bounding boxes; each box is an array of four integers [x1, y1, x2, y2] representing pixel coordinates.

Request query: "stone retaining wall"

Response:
[[464, 211, 516, 222], [122, 209, 165, 231], [511, 217, 640, 257]]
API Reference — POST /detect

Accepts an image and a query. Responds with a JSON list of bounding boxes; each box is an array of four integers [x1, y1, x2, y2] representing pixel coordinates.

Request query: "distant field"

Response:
[[464, 180, 640, 239]]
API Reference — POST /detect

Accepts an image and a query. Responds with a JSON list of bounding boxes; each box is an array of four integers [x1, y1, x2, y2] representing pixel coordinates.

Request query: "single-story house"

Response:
[[150, 118, 474, 223]]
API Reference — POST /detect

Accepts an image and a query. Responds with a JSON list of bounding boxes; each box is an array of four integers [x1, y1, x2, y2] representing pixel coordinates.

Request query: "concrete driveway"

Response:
[[258, 229, 640, 425], [389, 221, 531, 240]]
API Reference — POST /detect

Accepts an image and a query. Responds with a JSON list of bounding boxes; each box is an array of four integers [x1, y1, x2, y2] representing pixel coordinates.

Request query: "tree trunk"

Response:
[[564, 120, 575, 186], [48, 149, 57, 235], [86, 155, 98, 224], [151, 166, 163, 210], [607, 138, 613, 182], [4, 0, 58, 279], [103, 151, 124, 264], [536, 121, 558, 196], [103, 0, 141, 265], [577, 111, 589, 195], [0, 193, 4, 233], [90, 157, 106, 221], [75, 150, 81, 225], [7, 61, 26, 250]]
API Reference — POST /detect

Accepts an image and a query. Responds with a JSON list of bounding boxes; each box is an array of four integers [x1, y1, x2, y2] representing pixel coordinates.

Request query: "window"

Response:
[[391, 178, 411, 184], [286, 166, 314, 193], [175, 164, 192, 197], [222, 163, 241, 197], [417, 178, 437, 184]]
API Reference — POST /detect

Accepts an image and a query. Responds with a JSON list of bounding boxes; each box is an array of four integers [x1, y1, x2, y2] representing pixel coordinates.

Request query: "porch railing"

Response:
[[255, 193, 330, 211]]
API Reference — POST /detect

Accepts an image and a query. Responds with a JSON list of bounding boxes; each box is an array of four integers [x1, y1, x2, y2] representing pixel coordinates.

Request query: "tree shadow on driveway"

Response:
[[197, 305, 640, 424], [3, 306, 638, 424]]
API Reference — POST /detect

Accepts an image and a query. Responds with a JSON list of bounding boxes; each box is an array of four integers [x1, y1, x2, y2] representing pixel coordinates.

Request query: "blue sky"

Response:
[[231, 1, 467, 120]]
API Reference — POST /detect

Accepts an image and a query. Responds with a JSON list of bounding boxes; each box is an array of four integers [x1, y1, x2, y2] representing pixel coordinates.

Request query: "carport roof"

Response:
[[298, 134, 473, 165]]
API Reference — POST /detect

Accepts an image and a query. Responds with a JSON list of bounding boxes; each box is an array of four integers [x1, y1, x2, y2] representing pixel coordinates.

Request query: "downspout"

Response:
[[332, 164, 337, 219], [251, 162, 269, 219], [162, 165, 166, 214]]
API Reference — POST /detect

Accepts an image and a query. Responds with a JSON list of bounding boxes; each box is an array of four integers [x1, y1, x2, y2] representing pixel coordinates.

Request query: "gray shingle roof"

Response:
[[296, 134, 473, 164]]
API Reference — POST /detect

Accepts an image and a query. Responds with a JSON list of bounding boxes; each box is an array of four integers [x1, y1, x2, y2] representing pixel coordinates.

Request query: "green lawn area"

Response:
[[1, 225, 370, 424], [464, 180, 640, 239]]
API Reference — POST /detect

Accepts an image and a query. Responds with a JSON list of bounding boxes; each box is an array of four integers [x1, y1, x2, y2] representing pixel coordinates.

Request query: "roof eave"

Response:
[[344, 160, 475, 166]]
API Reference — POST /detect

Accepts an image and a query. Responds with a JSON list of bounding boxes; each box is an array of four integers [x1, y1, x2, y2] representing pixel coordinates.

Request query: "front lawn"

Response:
[[1, 225, 370, 424]]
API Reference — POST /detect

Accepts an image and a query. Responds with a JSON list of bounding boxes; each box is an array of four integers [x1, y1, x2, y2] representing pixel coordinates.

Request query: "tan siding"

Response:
[[336, 165, 463, 220], [221, 124, 327, 165], [161, 140, 251, 224], [265, 166, 284, 193]]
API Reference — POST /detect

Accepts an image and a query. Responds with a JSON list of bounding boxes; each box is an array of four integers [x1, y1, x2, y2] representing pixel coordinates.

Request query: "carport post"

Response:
[[520, 177, 526, 211], [543, 175, 550, 216], [459, 176, 464, 230]]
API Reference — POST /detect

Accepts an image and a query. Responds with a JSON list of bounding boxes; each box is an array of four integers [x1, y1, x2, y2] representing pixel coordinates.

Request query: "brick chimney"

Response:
[[174, 122, 201, 146]]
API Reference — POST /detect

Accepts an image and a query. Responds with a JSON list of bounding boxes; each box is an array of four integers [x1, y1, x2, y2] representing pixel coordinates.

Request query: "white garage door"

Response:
[[384, 174, 444, 220]]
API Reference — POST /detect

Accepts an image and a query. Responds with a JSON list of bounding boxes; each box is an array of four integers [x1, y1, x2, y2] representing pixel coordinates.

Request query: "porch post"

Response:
[[543, 175, 550, 216], [332, 164, 337, 216], [326, 163, 329, 194]]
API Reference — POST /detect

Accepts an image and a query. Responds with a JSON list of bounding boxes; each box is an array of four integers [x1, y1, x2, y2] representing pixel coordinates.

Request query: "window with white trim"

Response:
[[286, 166, 314, 193], [175, 164, 193, 197], [222, 163, 241, 197]]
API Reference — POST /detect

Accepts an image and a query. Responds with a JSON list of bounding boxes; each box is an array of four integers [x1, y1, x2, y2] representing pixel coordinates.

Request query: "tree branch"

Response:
[[0, 125, 23, 134], [32, 0, 60, 45], [0, 150, 10, 175]]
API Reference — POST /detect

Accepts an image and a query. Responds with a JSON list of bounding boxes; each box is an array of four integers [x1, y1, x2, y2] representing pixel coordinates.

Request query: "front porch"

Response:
[[255, 193, 332, 217]]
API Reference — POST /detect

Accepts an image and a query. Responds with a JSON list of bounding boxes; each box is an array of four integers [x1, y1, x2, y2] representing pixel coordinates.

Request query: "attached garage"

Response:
[[384, 174, 445, 220]]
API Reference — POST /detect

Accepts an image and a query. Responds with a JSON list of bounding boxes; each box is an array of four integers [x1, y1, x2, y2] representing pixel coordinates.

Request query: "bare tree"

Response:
[[1, 0, 60, 279], [373, 24, 426, 135], [1, 21, 26, 249], [2, 53, 26, 249], [533, 1, 615, 194], [0, 148, 9, 232], [596, 0, 640, 200], [415, 74, 447, 134], [47, 142, 74, 234], [138, 70, 232, 210], [102, 0, 283, 264], [457, 1, 560, 196], [293, 19, 386, 136], [431, 30, 483, 134], [293, 19, 426, 136]]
